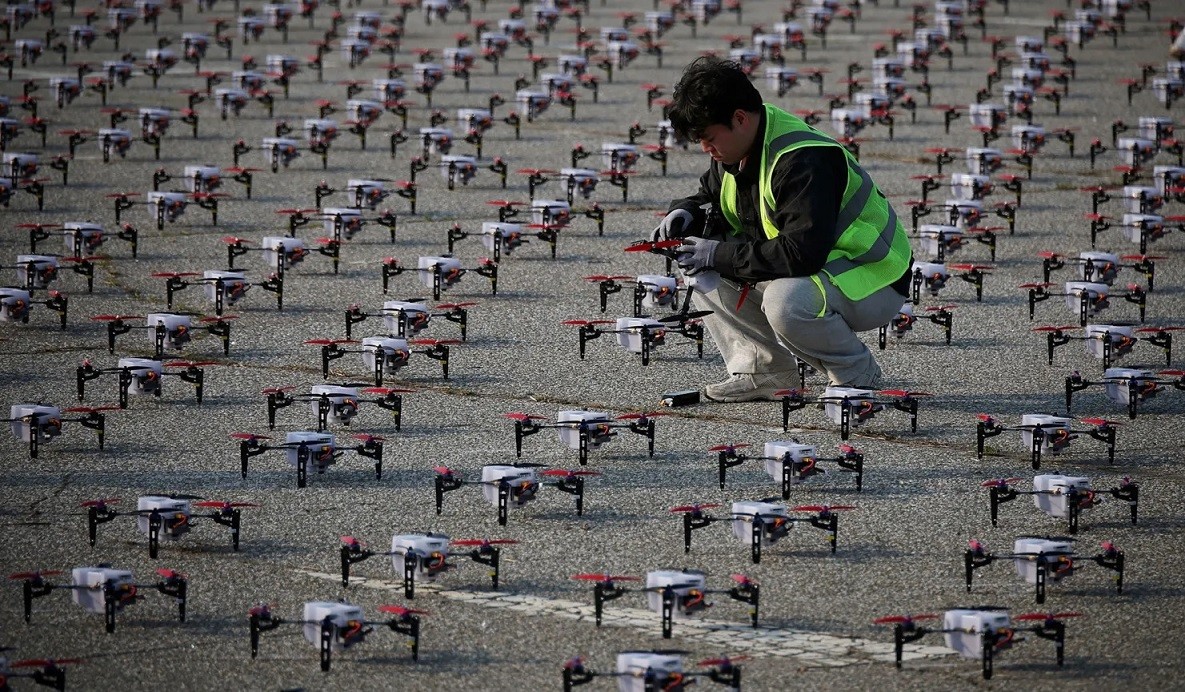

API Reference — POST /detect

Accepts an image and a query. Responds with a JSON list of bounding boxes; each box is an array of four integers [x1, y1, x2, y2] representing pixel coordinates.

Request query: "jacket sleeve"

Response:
[[710, 145, 847, 283]]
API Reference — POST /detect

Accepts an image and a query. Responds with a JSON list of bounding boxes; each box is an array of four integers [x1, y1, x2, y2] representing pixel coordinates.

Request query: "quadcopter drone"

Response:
[[0, 286, 67, 329], [563, 311, 708, 367], [309, 337, 456, 382], [0, 649, 81, 692], [76, 356, 212, 409], [153, 269, 283, 316], [975, 413, 1119, 469], [574, 569, 758, 640], [1039, 250, 1158, 291], [710, 439, 865, 496], [908, 260, 991, 304], [1064, 367, 1185, 419], [94, 312, 234, 358], [878, 302, 954, 349], [10, 566, 187, 633], [6, 254, 98, 295], [82, 495, 255, 559], [339, 533, 516, 597], [1022, 280, 1147, 327], [674, 499, 853, 564], [1035, 323, 1175, 370], [874, 608, 1075, 680], [233, 431, 384, 488], [344, 299, 472, 341], [506, 410, 662, 466], [222, 234, 335, 276], [584, 273, 693, 317], [5, 403, 108, 459], [434, 463, 594, 526], [777, 387, 927, 439], [381, 255, 498, 301], [249, 600, 422, 671], [982, 473, 1138, 534], [964, 536, 1125, 604], [563, 651, 743, 692], [22, 221, 138, 260], [263, 384, 408, 431]]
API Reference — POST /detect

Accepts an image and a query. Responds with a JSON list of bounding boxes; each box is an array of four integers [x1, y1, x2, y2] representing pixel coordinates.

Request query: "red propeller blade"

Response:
[[708, 443, 749, 452], [670, 503, 721, 513], [1014, 611, 1082, 621], [540, 469, 601, 477], [981, 477, 1022, 488], [192, 501, 258, 509], [450, 538, 520, 547], [571, 573, 640, 582], [230, 432, 271, 441], [378, 604, 429, 617], [792, 504, 856, 512], [873, 614, 939, 624]]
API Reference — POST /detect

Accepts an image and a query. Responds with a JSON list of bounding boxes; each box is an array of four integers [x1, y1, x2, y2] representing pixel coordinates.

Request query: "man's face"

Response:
[[697, 110, 752, 166]]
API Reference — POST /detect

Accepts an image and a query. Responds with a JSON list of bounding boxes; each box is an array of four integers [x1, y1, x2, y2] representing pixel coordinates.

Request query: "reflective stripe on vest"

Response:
[[719, 105, 909, 301]]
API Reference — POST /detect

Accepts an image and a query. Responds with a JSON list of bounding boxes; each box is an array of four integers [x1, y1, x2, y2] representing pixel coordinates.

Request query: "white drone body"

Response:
[[118, 357, 162, 395], [182, 165, 220, 193], [442, 47, 475, 72], [637, 274, 679, 310], [302, 601, 365, 651], [303, 118, 339, 145], [943, 609, 1012, 660], [346, 99, 383, 124], [419, 127, 452, 156], [203, 269, 248, 305], [530, 199, 570, 227], [480, 464, 539, 507], [362, 336, 410, 373], [763, 440, 820, 484], [261, 236, 306, 270], [322, 207, 364, 239], [560, 167, 599, 199], [346, 179, 387, 209], [418, 256, 464, 291], [413, 63, 445, 91], [382, 300, 429, 336], [1138, 116, 1173, 141], [63, 221, 105, 255], [1115, 137, 1156, 167], [1121, 213, 1165, 245], [601, 142, 639, 173], [1103, 367, 1157, 406], [949, 173, 991, 201], [645, 570, 708, 621], [71, 566, 135, 614], [615, 317, 664, 354], [822, 386, 878, 427], [390, 533, 451, 582], [1121, 185, 1162, 214], [0, 287, 31, 322], [481, 222, 524, 255], [1019, 414, 1073, 456], [136, 495, 191, 540], [284, 431, 336, 470], [146, 191, 188, 223], [1077, 251, 1119, 283], [138, 107, 172, 137], [1063, 280, 1109, 316], [557, 410, 613, 450], [98, 128, 133, 157], [964, 147, 1002, 176], [615, 652, 683, 692], [15, 254, 58, 289], [9, 404, 61, 443], [146, 312, 192, 350], [1084, 324, 1131, 360], [373, 78, 406, 102], [1033, 473, 1093, 519], [440, 155, 477, 186], [731, 500, 792, 547], [309, 385, 360, 425], [945, 199, 984, 228], [1152, 165, 1185, 197], [260, 137, 300, 168], [456, 108, 492, 134], [1014, 536, 1075, 585], [918, 224, 962, 258]]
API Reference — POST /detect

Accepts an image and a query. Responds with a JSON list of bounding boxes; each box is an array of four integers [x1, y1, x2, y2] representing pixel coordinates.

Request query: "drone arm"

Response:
[[340, 547, 376, 587], [1029, 619, 1067, 667], [1092, 546, 1125, 594], [1109, 483, 1139, 525], [988, 486, 1019, 526], [807, 513, 840, 553], [549, 475, 585, 516], [728, 581, 760, 628], [30, 662, 67, 691], [372, 393, 403, 431], [780, 393, 808, 432], [383, 614, 421, 661], [434, 474, 464, 515], [175, 365, 204, 405], [465, 546, 501, 590], [593, 582, 627, 627], [21, 579, 56, 624], [1085, 423, 1118, 464], [153, 573, 188, 622], [625, 418, 655, 456], [964, 548, 997, 591], [87, 505, 120, 546], [344, 306, 369, 339], [240, 440, 270, 478], [975, 419, 1004, 459], [562, 666, 598, 690], [106, 319, 132, 353], [718, 451, 745, 489]]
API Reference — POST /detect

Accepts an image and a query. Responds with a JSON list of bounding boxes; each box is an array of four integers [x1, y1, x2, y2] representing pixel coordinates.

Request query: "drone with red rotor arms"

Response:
[[76, 356, 215, 409], [874, 607, 1076, 680], [81, 494, 256, 559], [0, 286, 68, 329], [152, 268, 283, 315], [575, 568, 759, 640], [3, 403, 109, 459], [1021, 280, 1147, 327], [262, 383, 409, 431], [676, 499, 854, 564], [9, 565, 187, 633], [563, 310, 710, 367], [909, 260, 992, 304], [339, 532, 517, 597], [220, 234, 336, 277], [433, 463, 595, 527], [562, 650, 745, 692], [506, 409, 665, 466], [248, 600, 423, 671], [94, 312, 235, 358], [964, 536, 1125, 604], [309, 335, 456, 382], [0, 649, 82, 692], [1064, 367, 1185, 419], [344, 299, 472, 341], [233, 430, 384, 488], [1034, 323, 1177, 370], [777, 387, 928, 439], [21, 221, 138, 261], [710, 438, 866, 495], [380, 254, 498, 301], [584, 272, 693, 317], [878, 303, 955, 350], [3, 252, 102, 296], [1084, 212, 1183, 255], [982, 474, 1138, 534], [975, 413, 1119, 469], [1038, 250, 1160, 291]]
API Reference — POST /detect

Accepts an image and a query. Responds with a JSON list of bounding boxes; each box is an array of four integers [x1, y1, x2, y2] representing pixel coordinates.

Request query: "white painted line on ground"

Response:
[[297, 569, 951, 666]]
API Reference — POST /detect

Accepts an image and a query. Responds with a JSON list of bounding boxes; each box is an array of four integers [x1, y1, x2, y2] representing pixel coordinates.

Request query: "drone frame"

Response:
[[434, 465, 587, 526], [713, 442, 865, 496], [339, 535, 505, 598], [265, 387, 405, 431], [678, 504, 845, 564], [85, 498, 249, 559], [964, 538, 1124, 604], [986, 478, 1138, 534], [976, 415, 1117, 469], [12, 568, 187, 634], [238, 433, 384, 488], [510, 413, 658, 466], [588, 572, 759, 639], [248, 603, 420, 671]]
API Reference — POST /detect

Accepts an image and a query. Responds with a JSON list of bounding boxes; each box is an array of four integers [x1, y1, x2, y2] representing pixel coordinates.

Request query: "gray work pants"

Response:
[[692, 273, 905, 387]]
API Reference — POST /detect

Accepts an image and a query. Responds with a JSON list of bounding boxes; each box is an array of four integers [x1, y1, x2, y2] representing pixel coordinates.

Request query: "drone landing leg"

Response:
[[981, 634, 995, 680], [319, 620, 334, 671], [404, 552, 417, 599], [751, 519, 763, 564], [661, 587, 674, 639], [148, 511, 161, 559], [497, 482, 509, 526], [104, 589, 118, 633], [1035, 561, 1047, 604], [297, 445, 309, 488]]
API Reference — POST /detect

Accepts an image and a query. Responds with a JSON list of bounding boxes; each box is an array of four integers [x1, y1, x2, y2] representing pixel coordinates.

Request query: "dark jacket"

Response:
[[670, 109, 911, 295]]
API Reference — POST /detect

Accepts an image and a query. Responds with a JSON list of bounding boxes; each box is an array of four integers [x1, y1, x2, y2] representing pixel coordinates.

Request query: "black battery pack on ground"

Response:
[[661, 389, 701, 407]]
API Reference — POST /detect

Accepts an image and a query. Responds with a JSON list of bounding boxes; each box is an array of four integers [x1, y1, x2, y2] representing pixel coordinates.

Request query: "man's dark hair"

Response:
[[667, 56, 763, 142]]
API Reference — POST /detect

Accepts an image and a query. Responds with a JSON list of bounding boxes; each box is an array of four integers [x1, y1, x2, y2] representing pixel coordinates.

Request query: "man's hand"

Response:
[[651, 208, 694, 241], [676, 236, 719, 275]]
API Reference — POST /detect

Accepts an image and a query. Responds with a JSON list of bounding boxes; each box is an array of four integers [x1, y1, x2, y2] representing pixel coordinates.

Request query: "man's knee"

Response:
[[760, 276, 826, 326]]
